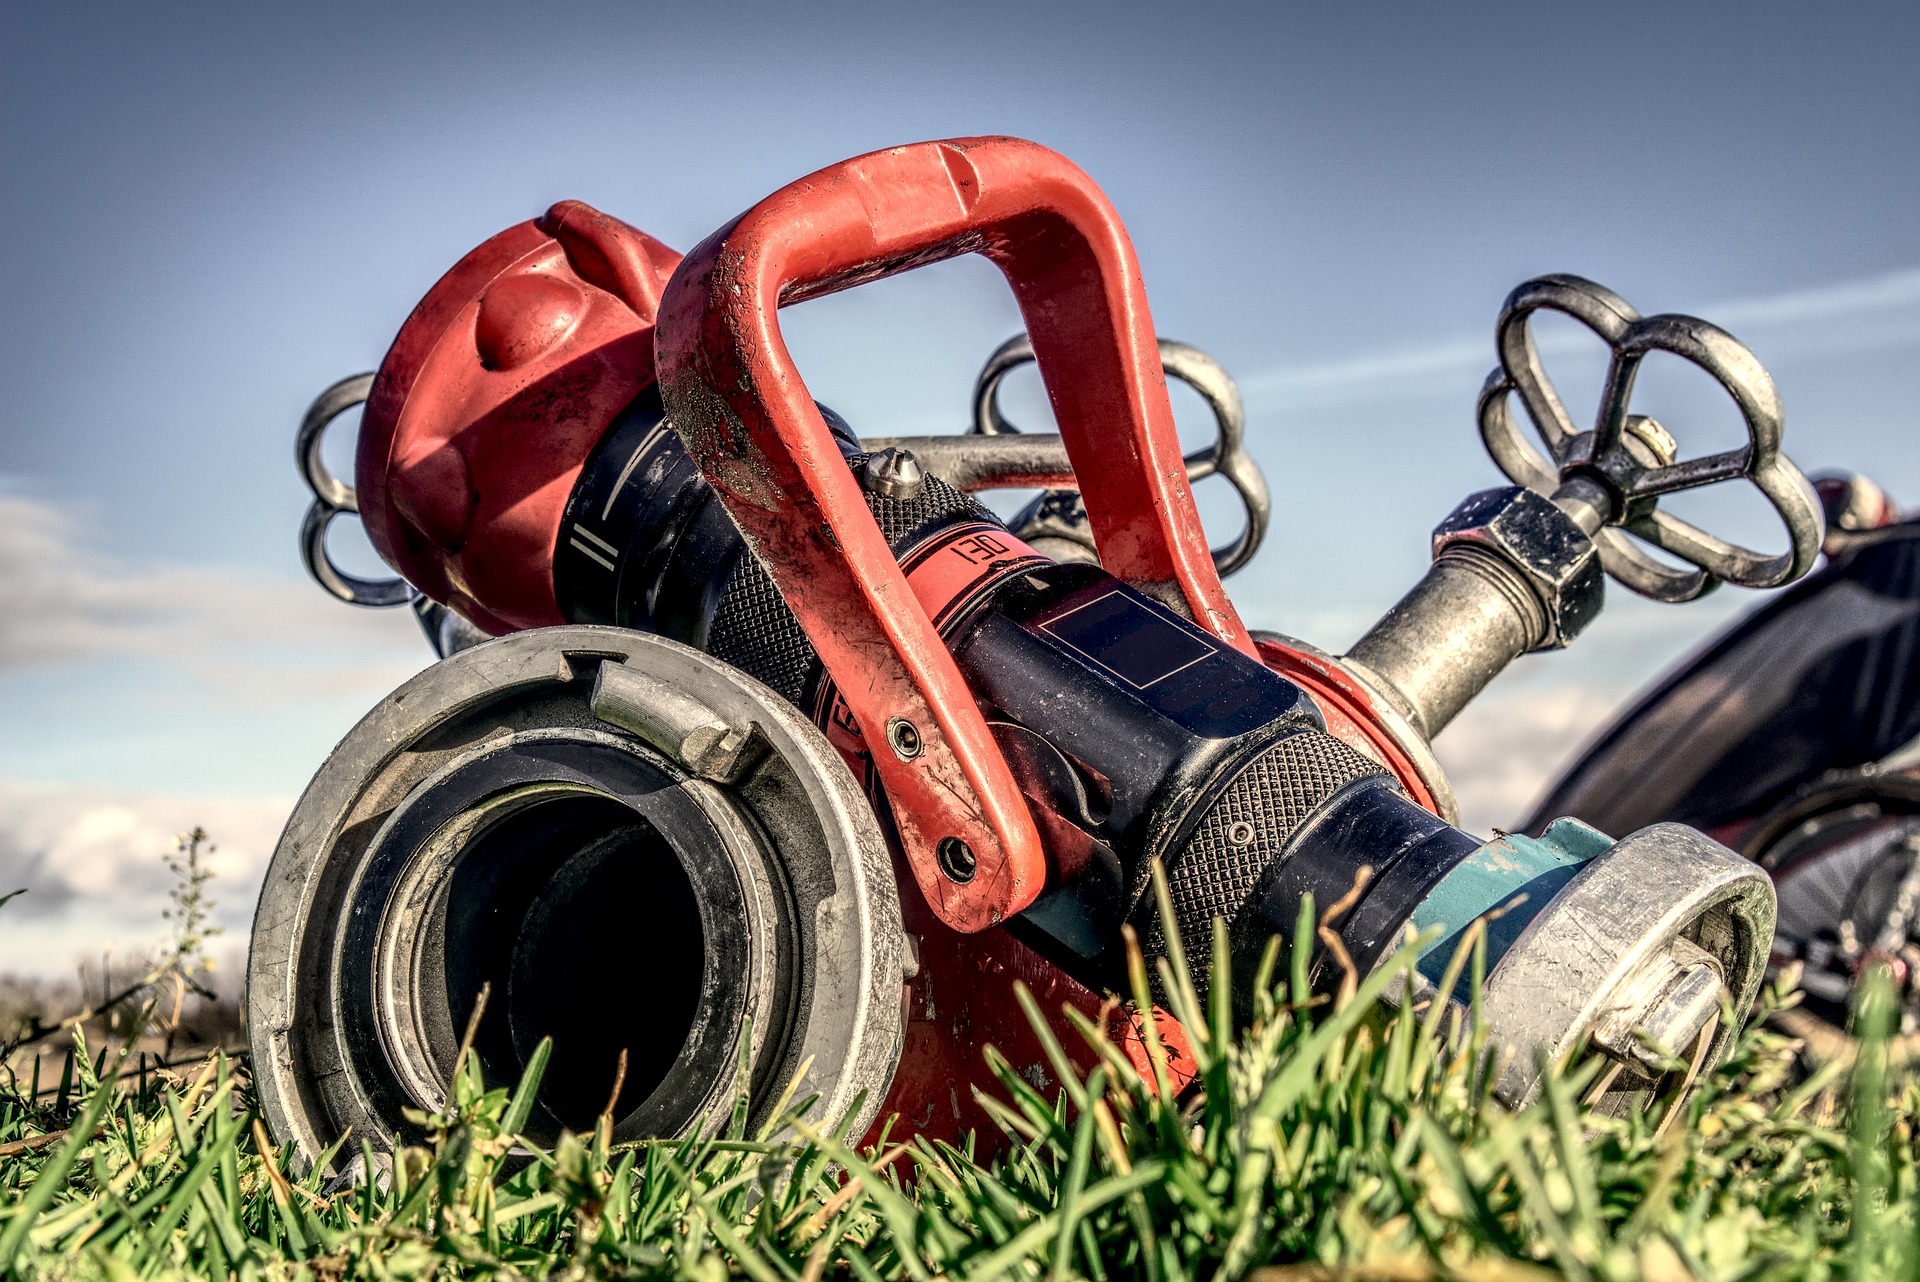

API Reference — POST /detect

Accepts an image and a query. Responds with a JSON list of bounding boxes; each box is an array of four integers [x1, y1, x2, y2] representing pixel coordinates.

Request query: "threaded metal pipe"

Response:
[[1344, 544, 1548, 740]]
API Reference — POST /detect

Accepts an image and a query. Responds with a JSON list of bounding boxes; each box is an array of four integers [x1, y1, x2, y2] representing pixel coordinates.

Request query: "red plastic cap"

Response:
[[356, 202, 681, 634]]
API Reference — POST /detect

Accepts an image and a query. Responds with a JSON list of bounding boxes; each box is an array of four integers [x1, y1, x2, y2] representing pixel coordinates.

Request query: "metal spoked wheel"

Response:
[[1750, 770, 1920, 1037]]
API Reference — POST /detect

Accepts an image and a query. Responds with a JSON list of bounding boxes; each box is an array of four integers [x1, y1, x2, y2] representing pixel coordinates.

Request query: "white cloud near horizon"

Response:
[[1434, 682, 1629, 837], [0, 490, 432, 973], [0, 779, 290, 980]]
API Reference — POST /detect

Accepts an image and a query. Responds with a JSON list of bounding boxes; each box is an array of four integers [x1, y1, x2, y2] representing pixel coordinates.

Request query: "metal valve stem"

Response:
[[1344, 472, 1617, 741], [1348, 273, 1824, 745], [1345, 410, 1682, 742], [1344, 553, 1546, 742]]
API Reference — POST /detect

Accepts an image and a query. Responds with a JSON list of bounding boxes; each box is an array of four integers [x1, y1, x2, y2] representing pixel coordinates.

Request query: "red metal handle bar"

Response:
[[655, 136, 1250, 932]]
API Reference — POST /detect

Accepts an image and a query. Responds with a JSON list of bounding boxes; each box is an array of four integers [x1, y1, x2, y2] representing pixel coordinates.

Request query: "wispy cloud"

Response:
[[1434, 683, 1627, 837], [0, 492, 427, 685], [0, 493, 204, 668], [1711, 266, 1920, 330], [1239, 340, 1489, 405], [0, 494, 441, 973], [1239, 264, 1920, 410]]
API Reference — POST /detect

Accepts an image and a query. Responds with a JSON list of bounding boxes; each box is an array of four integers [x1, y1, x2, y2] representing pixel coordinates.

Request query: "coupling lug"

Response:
[[591, 661, 762, 782], [1588, 936, 1726, 1073]]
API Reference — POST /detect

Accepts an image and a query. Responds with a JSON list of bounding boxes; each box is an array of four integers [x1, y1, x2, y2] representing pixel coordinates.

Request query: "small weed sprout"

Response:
[[0, 827, 224, 1067], [158, 826, 222, 1052], [162, 826, 221, 975]]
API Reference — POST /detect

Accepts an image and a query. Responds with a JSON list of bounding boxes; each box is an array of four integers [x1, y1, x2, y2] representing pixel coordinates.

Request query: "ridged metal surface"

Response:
[[850, 456, 990, 544], [708, 554, 820, 706]]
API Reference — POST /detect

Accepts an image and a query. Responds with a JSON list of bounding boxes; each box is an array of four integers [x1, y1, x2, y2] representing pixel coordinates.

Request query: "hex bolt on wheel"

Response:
[[246, 627, 906, 1172]]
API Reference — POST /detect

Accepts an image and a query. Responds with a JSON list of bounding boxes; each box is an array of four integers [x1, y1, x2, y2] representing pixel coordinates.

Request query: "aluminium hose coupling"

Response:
[[1156, 731, 1776, 1112], [1463, 822, 1774, 1112], [1349, 818, 1775, 1113], [247, 627, 909, 1162]]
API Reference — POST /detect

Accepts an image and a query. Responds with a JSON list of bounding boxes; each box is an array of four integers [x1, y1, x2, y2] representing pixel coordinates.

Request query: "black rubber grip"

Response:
[[707, 457, 990, 707], [1146, 729, 1392, 972]]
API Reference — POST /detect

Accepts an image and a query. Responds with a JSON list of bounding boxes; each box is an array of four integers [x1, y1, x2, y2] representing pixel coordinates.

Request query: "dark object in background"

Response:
[[1534, 485, 1920, 1031], [1529, 520, 1920, 842]]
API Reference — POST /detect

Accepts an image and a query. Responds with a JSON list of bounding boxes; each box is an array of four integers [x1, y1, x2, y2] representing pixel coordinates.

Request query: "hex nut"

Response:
[[1431, 486, 1604, 649]]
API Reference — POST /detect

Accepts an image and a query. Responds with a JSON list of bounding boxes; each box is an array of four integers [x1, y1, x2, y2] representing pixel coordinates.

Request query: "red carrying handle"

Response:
[[654, 136, 1252, 932]]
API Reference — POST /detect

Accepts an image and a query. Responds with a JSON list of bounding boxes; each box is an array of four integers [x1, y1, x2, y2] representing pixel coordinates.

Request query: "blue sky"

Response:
[[3, 0, 1917, 972]]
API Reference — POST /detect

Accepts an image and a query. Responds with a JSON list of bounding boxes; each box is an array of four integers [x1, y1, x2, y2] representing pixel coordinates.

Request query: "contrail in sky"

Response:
[[1711, 266, 1920, 329], [1241, 266, 1920, 406]]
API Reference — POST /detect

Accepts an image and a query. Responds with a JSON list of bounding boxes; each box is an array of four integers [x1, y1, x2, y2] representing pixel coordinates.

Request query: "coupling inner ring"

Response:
[[338, 732, 763, 1144]]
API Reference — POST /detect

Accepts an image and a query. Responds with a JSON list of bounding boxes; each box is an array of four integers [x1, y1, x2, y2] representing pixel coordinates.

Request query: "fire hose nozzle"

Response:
[[260, 149, 1802, 1168]]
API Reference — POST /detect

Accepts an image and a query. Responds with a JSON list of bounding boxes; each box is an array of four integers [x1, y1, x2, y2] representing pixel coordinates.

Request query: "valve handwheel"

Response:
[[1477, 273, 1824, 603], [969, 332, 1273, 577], [297, 372, 414, 608]]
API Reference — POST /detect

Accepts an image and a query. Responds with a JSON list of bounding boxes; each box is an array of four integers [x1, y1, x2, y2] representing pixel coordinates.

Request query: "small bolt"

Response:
[[886, 717, 923, 760], [937, 836, 977, 883], [1226, 820, 1257, 848], [862, 448, 927, 502]]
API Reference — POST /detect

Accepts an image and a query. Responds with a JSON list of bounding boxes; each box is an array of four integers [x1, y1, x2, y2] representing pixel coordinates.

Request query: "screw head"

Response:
[[937, 836, 977, 883], [862, 448, 927, 502], [1226, 820, 1257, 848], [886, 717, 923, 760]]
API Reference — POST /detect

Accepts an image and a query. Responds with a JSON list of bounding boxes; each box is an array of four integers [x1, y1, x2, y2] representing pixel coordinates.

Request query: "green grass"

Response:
[[2, 886, 1915, 1281]]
